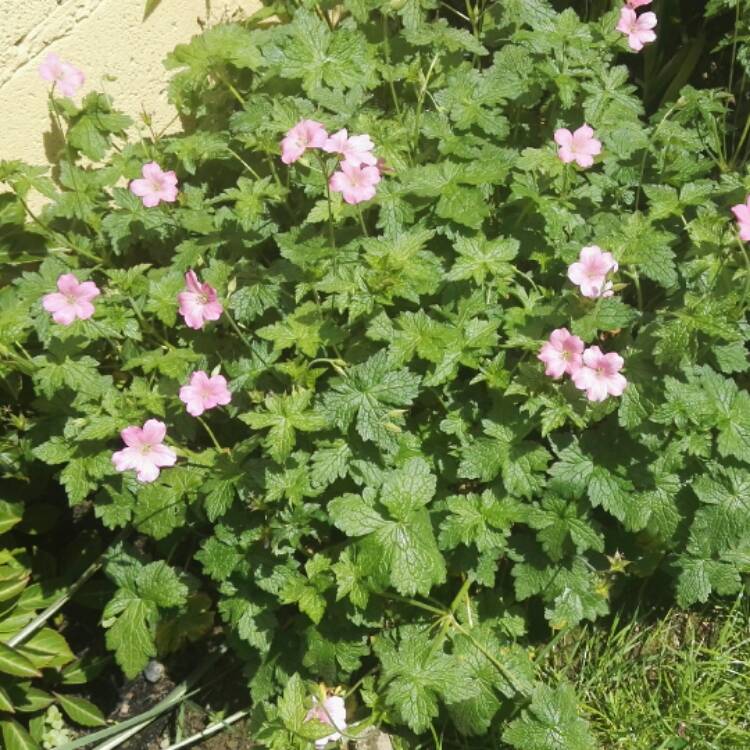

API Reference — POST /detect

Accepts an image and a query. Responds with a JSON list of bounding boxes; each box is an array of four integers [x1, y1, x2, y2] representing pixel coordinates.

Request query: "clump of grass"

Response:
[[546, 596, 750, 750]]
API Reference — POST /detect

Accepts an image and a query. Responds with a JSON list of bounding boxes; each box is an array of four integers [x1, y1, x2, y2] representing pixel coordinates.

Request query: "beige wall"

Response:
[[0, 0, 258, 167]]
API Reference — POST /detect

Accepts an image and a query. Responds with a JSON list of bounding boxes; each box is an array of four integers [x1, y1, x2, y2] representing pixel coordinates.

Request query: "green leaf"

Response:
[[587, 467, 647, 530], [321, 351, 420, 449], [503, 683, 595, 750], [1, 719, 40, 750], [375, 626, 479, 733], [104, 595, 156, 678], [373, 510, 447, 597], [18, 628, 74, 670], [270, 10, 377, 95], [143, 0, 163, 19], [278, 674, 307, 730], [527, 495, 604, 561], [132, 483, 186, 540], [447, 235, 518, 284], [54, 693, 107, 727], [103, 560, 187, 677], [0, 643, 42, 679], [380, 458, 436, 518], [241, 389, 326, 462], [310, 441, 352, 488], [571, 298, 639, 340], [0, 500, 23, 535], [439, 491, 519, 553]]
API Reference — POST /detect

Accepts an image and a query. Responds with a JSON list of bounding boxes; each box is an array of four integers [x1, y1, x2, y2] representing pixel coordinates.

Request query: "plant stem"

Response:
[[223, 308, 255, 356], [315, 152, 337, 250], [197, 416, 224, 452], [735, 236, 750, 312], [160, 709, 249, 750], [412, 52, 440, 161], [356, 205, 369, 236], [382, 13, 402, 117], [227, 146, 261, 179]]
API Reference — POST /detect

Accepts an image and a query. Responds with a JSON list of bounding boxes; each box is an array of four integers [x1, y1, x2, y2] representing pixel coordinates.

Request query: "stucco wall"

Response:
[[0, 0, 258, 167]]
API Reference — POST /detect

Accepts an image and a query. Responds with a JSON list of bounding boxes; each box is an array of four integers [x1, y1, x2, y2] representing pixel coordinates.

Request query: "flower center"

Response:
[[140, 442, 153, 455]]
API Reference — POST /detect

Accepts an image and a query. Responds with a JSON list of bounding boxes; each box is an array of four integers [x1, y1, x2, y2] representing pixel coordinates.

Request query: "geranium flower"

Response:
[[305, 696, 347, 749], [554, 125, 602, 169], [129, 162, 179, 207], [323, 129, 377, 167], [538, 328, 585, 379], [38, 53, 85, 97], [731, 197, 750, 241], [281, 120, 328, 164], [178, 270, 223, 330], [572, 346, 628, 402], [567, 245, 618, 298], [42, 273, 100, 325], [111, 419, 177, 483], [179, 371, 232, 417], [617, 8, 657, 52], [329, 162, 381, 204]]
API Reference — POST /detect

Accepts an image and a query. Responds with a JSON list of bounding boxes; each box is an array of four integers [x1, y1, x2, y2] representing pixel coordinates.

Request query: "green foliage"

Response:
[[2, 0, 750, 746]]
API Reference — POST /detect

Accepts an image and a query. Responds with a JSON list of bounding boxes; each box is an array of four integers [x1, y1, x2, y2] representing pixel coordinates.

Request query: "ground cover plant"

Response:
[[1, 0, 750, 747]]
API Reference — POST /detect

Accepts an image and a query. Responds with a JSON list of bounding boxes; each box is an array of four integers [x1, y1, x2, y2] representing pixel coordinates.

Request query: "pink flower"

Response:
[[538, 328, 585, 379], [572, 346, 627, 402], [42, 273, 100, 325], [305, 696, 347, 749], [111, 419, 177, 483], [178, 271, 223, 330], [38, 53, 85, 97], [616, 8, 657, 52], [626, 0, 651, 7], [731, 198, 750, 241], [323, 129, 377, 167], [329, 162, 381, 205], [280, 120, 328, 165], [179, 371, 232, 417], [129, 162, 178, 208], [567, 245, 619, 299], [554, 125, 602, 169]]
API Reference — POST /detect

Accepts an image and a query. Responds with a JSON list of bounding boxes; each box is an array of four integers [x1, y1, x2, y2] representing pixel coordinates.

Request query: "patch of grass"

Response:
[[546, 596, 750, 750]]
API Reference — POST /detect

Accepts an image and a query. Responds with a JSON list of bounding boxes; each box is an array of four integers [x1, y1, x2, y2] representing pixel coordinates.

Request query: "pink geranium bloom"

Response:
[[130, 162, 178, 208], [626, 0, 651, 7], [280, 120, 328, 165], [111, 419, 177, 483], [179, 371, 232, 417], [178, 270, 223, 330], [38, 53, 85, 97], [731, 198, 750, 241], [323, 129, 377, 167], [616, 8, 657, 52], [329, 163, 381, 205], [305, 696, 347, 749], [572, 346, 627, 402], [538, 328, 585, 379], [42, 273, 100, 325], [554, 125, 602, 169], [567, 245, 619, 298]]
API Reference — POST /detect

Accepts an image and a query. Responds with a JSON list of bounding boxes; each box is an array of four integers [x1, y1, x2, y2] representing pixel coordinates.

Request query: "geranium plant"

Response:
[[1, 0, 750, 747]]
